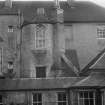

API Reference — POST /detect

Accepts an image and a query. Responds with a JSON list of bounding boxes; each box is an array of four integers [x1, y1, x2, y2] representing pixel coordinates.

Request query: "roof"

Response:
[[74, 72, 105, 88], [51, 49, 80, 77], [0, 77, 82, 91], [65, 49, 80, 70], [63, 1, 105, 22], [90, 52, 105, 69], [0, 1, 105, 22], [80, 48, 105, 75]]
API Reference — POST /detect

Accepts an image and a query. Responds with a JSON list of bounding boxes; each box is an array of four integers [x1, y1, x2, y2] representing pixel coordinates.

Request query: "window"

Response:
[[101, 91, 104, 105], [8, 25, 14, 32], [36, 66, 46, 78], [35, 24, 46, 49], [78, 91, 96, 105], [0, 95, 3, 105], [37, 8, 45, 15], [97, 25, 105, 39], [8, 61, 13, 73], [32, 93, 42, 105], [57, 92, 68, 105], [0, 49, 2, 74]]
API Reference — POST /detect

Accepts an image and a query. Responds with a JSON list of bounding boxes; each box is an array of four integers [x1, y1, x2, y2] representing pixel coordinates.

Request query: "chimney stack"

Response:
[[5, 0, 12, 8], [54, 0, 60, 9]]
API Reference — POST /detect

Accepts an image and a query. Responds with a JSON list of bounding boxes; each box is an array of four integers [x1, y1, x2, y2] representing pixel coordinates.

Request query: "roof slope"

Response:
[[65, 49, 80, 70], [0, 1, 105, 22], [90, 52, 105, 69], [74, 72, 105, 87], [80, 48, 105, 75], [51, 49, 80, 77], [0, 77, 82, 91], [63, 1, 105, 22]]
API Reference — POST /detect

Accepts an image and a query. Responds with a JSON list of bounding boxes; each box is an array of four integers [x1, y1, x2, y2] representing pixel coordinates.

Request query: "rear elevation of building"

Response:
[[0, 1, 105, 105]]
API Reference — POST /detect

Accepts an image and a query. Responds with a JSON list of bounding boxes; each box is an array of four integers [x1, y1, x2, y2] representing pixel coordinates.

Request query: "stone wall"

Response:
[[0, 15, 20, 78], [21, 24, 53, 78], [2, 90, 66, 105]]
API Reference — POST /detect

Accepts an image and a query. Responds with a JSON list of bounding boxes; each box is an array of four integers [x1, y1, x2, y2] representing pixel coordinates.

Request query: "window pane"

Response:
[[38, 103, 42, 105], [90, 99, 94, 105], [38, 94, 42, 101], [62, 102, 66, 105], [58, 102, 63, 105], [79, 99, 84, 105], [63, 94, 66, 101], [58, 92, 67, 105], [33, 93, 42, 105], [58, 94, 62, 101], [89, 92, 93, 98], [33, 94, 37, 102], [36, 67, 46, 78], [84, 99, 89, 105], [58, 93, 66, 101], [79, 92, 84, 98], [33, 103, 37, 105], [84, 92, 88, 98], [0, 95, 2, 103]]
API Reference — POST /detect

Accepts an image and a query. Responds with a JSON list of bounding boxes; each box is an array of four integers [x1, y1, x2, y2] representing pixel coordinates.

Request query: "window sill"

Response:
[[97, 38, 105, 39], [31, 49, 47, 54]]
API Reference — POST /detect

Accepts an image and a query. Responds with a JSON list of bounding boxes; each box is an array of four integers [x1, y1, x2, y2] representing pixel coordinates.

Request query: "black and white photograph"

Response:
[[0, 0, 104, 105]]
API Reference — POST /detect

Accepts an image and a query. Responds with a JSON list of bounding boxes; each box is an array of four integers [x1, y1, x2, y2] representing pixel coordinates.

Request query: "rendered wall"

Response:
[[64, 23, 105, 70]]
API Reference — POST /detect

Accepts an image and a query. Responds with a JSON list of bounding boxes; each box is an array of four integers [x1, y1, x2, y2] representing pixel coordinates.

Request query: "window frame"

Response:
[[0, 48, 3, 74], [101, 91, 104, 105], [8, 25, 14, 33], [7, 61, 14, 73], [97, 25, 105, 39], [36, 66, 46, 78], [57, 92, 68, 105], [37, 8, 45, 15], [78, 90, 96, 105], [35, 24, 46, 50], [32, 93, 42, 105]]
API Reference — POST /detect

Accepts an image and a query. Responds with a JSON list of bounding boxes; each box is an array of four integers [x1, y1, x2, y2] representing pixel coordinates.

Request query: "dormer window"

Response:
[[8, 25, 13, 32], [35, 24, 46, 49]]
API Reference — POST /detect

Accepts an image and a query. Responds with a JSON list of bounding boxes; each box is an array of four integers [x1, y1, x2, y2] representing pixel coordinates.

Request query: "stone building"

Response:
[[0, 0, 105, 105]]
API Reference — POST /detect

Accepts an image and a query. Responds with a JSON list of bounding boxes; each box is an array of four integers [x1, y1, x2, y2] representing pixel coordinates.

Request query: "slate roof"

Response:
[[65, 49, 80, 70], [90, 52, 105, 69], [0, 77, 82, 91], [80, 48, 105, 75], [51, 49, 80, 77], [0, 1, 105, 22], [73, 72, 105, 88]]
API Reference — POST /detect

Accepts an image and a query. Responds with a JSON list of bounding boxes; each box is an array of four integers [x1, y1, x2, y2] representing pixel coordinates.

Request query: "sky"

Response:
[[76, 0, 105, 8]]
